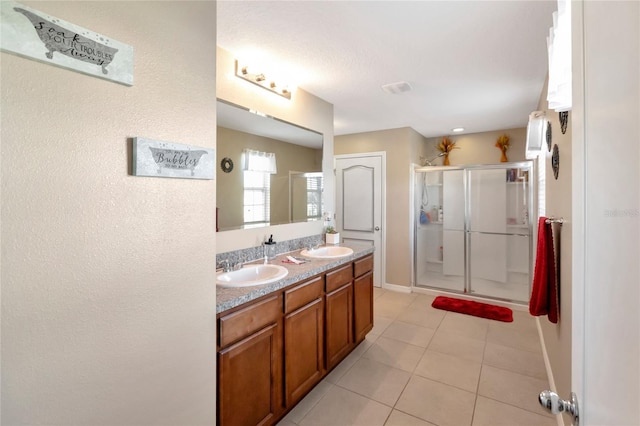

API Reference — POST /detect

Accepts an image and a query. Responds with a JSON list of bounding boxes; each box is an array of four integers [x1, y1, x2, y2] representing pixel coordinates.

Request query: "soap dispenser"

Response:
[[264, 235, 277, 260]]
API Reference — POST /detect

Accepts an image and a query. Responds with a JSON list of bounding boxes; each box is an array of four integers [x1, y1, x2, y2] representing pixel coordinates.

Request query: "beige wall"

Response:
[[533, 78, 573, 423], [425, 127, 528, 166], [1, 2, 217, 424], [216, 46, 334, 252], [216, 127, 322, 230], [336, 126, 528, 287], [335, 127, 427, 287]]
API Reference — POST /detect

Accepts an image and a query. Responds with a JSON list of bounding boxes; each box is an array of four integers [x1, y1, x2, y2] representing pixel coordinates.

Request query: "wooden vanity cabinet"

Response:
[[217, 295, 283, 426], [325, 264, 354, 370], [353, 255, 374, 343], [217, 253, 374, 426], [283, 276, 324, 406]]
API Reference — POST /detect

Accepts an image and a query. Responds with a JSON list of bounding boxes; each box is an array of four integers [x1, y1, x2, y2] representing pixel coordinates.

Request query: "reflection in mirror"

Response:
[[216, 100, 324, 232], [290, 171, 323, 223]]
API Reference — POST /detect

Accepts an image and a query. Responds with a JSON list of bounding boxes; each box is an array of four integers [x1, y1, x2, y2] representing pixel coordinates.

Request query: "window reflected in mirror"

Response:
[[290, 172, 323, 223]]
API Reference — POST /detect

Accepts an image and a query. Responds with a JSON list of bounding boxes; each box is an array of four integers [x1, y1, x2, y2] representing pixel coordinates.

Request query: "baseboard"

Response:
[[535, 317, 564, 426], [381, 282, 412, 293]]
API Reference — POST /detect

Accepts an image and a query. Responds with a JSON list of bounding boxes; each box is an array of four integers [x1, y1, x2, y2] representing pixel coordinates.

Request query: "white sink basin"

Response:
[[299, 246, 354, 259], [216, 264, 289, 287]]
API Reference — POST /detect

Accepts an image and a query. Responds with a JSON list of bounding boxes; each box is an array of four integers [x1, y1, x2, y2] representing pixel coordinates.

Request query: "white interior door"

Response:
[[569, 2, 640, 424], [335, 153, 384, 287]]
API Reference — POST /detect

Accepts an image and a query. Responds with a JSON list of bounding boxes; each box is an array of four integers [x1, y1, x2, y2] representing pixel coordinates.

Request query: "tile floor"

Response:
[[278, 288, 556, 426]]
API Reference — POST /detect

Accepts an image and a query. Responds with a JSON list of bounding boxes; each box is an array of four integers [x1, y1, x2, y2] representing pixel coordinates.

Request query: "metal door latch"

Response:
[[539, 390, 579, 426]]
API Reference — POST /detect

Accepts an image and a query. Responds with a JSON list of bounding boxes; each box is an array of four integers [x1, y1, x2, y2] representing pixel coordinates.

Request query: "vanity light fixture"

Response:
[[235, 60, 292, 100], [452, 127, 465, 133]]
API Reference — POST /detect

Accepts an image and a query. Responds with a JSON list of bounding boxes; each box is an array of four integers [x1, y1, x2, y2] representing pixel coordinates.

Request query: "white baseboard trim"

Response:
[[536, 317, 564, 426], [381, 283, 412, 293]]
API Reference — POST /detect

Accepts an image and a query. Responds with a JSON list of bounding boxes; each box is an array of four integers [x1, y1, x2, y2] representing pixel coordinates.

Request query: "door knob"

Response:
[[374, 226, 380, 231], [539, 390, 579, 425]]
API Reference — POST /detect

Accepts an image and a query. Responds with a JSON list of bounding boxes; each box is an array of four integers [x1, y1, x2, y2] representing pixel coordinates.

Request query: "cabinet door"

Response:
[[284, 298, 324, 406], [218, 323, 282, 426], [354, 270, 373, 343], [325, 283, 353, 370]]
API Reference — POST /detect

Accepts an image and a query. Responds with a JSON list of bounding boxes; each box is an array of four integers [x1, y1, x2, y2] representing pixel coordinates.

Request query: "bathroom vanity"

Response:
[[216, 244, 374, 426]]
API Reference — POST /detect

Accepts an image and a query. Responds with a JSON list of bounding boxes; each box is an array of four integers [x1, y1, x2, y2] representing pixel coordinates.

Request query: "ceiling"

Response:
[[217, 1, 557, 138]]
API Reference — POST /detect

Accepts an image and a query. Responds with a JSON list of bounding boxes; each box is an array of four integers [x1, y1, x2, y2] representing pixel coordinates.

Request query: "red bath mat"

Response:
[[432, 296, 513, 322]]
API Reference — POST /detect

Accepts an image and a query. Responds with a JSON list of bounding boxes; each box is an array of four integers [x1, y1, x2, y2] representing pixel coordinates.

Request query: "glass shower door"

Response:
[[467, 165, 531, 302], [441, 169, 465, 291], [414, 168, 465, 292]]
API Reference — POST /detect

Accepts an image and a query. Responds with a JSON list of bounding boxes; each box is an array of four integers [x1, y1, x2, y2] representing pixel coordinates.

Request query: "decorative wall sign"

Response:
[[220, 157, 234, 173], [552, 144, 560, 180], [559, 111, 569, 134], [133, 137, 215, 180], [546, 120, 553, 151], [0, 1, 133, 86]]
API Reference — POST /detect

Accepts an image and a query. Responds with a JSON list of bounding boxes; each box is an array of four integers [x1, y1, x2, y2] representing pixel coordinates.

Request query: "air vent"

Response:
[[381, 81, 412, 94]]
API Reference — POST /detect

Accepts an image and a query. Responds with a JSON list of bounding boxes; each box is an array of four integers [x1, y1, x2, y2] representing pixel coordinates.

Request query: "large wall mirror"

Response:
[[216, 99, 324, 232]]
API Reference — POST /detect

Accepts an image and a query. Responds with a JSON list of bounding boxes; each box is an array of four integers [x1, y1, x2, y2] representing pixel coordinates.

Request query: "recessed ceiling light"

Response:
[[452, 127, 465, 133], [381, 81, 412, 94]]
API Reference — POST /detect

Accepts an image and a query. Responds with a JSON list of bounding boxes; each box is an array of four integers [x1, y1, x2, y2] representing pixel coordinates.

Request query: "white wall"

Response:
[[216, 46, 334, 253], [1, 2, 217, 424], [534, 76, 573, 424]]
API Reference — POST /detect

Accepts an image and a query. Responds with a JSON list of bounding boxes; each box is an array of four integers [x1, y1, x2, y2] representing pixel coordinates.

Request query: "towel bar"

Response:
[[545, 217, 564, 224]]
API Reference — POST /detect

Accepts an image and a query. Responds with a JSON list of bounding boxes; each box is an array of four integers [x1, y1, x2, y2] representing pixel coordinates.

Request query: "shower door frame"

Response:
[[413, 161, 534, 304]]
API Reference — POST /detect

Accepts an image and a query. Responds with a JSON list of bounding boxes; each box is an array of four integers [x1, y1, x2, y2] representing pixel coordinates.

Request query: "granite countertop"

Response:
[[216, 243, 374, 314]]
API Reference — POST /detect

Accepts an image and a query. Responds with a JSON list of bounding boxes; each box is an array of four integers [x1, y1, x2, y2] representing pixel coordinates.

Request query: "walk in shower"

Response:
[[414, 163, 533, 303]]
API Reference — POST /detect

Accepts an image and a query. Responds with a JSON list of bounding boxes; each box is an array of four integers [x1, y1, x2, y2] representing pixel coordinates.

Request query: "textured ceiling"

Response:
[[217, 1, 556, 138]]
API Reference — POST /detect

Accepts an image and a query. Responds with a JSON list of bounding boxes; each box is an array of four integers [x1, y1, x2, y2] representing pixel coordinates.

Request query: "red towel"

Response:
[[529, 217, 559, 323]]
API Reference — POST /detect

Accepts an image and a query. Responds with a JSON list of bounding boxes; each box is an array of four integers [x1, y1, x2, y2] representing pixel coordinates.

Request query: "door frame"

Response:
[[334, 151, 386, 288], [570, 1, 639, 424]]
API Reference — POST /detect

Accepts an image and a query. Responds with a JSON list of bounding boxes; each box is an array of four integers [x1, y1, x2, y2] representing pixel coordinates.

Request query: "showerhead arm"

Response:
[[422, 152, 446, 166]]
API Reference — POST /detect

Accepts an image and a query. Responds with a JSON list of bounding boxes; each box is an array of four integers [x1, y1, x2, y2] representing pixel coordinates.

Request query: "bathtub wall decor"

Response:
[[0, 1, 133, 86], [133, 137, 215, 180]]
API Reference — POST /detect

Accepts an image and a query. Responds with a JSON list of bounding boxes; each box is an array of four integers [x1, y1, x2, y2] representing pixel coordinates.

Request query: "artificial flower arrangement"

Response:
[[495, 134, 510, 162], [437, 136, 459, 165]]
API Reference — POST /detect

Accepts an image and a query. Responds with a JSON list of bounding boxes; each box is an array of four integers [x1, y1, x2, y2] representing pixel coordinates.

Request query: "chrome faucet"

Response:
[[219, 259, 244, 272], [307, 242, 321, 251]]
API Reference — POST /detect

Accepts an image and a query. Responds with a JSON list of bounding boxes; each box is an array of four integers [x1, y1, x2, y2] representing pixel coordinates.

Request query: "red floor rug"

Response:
[[432, 296, 513, 322]]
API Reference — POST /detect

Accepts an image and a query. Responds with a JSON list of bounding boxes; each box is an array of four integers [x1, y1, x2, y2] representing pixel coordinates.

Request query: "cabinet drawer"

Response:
[[354, 255, 373, 278], [219, 295, 281, 348], [285, 276, 323, 314], [325, 264, 353, 293]]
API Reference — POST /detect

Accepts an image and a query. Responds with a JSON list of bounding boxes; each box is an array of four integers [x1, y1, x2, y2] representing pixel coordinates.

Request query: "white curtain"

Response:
[[242, 149, 277, 174], [547, 0, 572, 112]]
